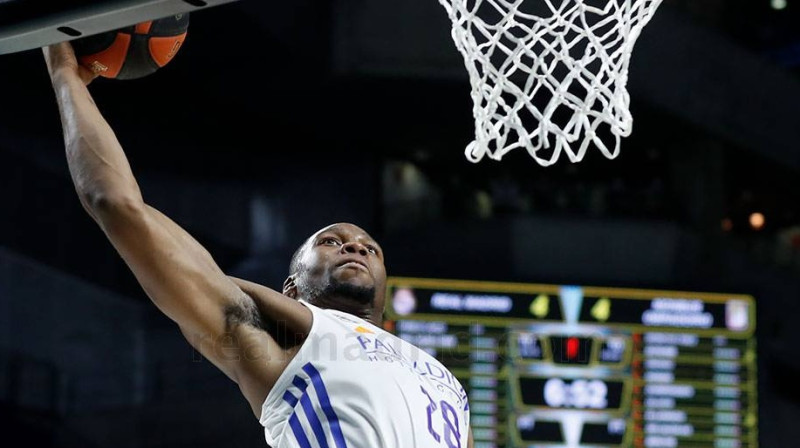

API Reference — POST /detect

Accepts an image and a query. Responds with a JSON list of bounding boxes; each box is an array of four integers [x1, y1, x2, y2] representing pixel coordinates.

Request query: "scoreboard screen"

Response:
[[385, 278, 758, 448]]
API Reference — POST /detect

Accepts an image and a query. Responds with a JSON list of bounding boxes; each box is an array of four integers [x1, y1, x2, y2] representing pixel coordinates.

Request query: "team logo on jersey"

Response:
[[355, 326, 374, 334]]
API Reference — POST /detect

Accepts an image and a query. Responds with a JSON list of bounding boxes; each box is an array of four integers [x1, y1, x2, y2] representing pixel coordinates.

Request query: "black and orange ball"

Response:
[[72, 14, 189, 80]]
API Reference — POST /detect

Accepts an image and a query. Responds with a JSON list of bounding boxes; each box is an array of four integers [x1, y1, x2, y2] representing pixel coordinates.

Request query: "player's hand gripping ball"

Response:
[[72, 14, 189, 80]]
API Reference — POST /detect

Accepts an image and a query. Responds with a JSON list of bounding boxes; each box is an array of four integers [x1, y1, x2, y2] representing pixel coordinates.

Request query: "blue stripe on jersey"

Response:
[[283, 375, 309, 408], [293, 375, 309, 392], [288, 412, 313, 448], [283, 390, 299, 408], [302, 363, 348, 448], [300, 390, 331, 448]]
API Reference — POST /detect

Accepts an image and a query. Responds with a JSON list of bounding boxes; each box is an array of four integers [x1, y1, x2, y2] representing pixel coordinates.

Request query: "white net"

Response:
[[438, 0, 663, 165]]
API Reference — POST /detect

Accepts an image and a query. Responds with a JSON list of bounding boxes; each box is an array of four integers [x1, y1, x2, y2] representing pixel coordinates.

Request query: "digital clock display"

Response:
[[518, 377, 625, 410], [386, 278, 758, 448]]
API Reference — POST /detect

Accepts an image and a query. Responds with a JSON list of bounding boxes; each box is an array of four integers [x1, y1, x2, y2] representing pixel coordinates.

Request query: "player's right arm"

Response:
[[42, 43, 312, 415]]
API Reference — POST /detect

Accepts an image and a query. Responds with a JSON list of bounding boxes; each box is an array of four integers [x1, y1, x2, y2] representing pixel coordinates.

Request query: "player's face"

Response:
[[299, 223, 387, 308]]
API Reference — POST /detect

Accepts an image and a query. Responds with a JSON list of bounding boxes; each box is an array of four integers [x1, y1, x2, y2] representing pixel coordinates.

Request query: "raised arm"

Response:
[[43, 43, 311, 416]]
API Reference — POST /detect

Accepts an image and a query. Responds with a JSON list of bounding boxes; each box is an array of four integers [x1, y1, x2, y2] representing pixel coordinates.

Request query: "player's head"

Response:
[[284, 223, 387, 323]]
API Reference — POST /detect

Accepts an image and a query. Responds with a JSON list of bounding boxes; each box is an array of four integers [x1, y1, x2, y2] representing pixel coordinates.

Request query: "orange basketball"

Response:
[[72, 14, 189, 80]]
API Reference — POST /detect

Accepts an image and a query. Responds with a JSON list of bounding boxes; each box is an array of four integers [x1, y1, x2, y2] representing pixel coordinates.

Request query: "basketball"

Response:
[[71, 14, 189, 80]]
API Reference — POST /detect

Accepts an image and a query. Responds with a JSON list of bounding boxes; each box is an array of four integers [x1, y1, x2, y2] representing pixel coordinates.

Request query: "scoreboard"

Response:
[[384, 278, 758, 448]]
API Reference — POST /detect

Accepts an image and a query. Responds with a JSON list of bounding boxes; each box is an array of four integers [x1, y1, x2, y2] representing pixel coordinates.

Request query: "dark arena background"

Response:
[[2, 0, 800, 447]]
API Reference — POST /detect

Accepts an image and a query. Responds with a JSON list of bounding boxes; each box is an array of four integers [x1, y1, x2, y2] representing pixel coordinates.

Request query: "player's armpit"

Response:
[[229, 276, 312, 347], [90, 199, 289, 380], [140, 208, 312, 341]]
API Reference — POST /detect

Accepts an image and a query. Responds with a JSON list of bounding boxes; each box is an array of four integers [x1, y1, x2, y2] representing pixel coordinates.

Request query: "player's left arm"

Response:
[[468, 428, 474, 448]]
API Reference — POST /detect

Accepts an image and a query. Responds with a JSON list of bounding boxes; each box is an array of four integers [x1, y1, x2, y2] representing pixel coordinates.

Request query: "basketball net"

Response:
[[438, 0, 663, 165]]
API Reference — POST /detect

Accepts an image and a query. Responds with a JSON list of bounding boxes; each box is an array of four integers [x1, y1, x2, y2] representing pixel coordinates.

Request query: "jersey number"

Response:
[[421, 385, 461, 448]]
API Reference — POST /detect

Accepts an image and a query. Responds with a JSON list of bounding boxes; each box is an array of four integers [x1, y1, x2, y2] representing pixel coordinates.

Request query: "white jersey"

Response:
[[260, 300, 470, 448]]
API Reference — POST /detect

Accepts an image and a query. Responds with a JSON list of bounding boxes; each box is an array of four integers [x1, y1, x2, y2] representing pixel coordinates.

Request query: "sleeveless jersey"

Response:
[[260, 300, 470, 448]]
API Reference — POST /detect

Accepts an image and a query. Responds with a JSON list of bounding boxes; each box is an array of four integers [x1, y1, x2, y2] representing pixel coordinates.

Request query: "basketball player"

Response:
[[42, 42, 473, 448]]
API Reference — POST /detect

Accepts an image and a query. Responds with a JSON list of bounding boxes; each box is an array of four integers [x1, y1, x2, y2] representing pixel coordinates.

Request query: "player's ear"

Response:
[[283, 275, 298, 299]]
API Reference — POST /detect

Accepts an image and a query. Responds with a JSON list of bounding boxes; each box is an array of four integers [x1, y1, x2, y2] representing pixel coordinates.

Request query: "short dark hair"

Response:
[[289, 241, 306, 276]]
